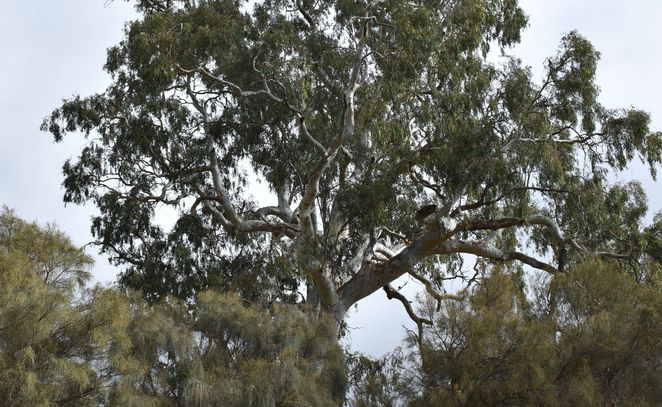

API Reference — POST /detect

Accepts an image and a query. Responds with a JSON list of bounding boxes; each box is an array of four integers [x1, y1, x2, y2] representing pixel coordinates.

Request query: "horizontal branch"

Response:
[[460, 215, 565, 245], [433, 239, 559, 274], [594, 250, 632, 260], [191, 186, 297, 237], [457, 186, 575, 213], [408, 271, 465, 302], [517, 126, 605, 145], [181, 64, 301, 112]]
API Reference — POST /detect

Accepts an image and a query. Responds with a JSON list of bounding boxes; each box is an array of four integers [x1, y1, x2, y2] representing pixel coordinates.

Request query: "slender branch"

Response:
[[458, 186, 575, 213], [432, 239, 560, 274], [518, 127, 605, 145], [180, 64, 301, 113], [183, 76, 304, 237], [295, 0, 315, 28], [408, 167, 445, 200], [185, 79, 242, 226], [295, 0, 344, 95], [181, 63, 327, 155], [299, 116, 326, 154], [383, 284, 431, 349], [297, 11, 372, 228], [383, 284, 432, 328], [408, 271, 465, 302], [594, 250, 632, 260]]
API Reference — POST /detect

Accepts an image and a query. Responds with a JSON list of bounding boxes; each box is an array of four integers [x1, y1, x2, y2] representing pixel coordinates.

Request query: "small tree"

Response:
[[0, 208, 345, 405], [44, 0, 662, 331], [111, 292, 345, 406], [348, 263, 662, 406], [0, 207, 129, 405]]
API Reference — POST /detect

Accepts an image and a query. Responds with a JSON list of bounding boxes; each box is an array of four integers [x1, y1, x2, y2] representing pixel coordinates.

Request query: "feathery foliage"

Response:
[[349, 263, 662, 406], [0, 208, 345, 405]]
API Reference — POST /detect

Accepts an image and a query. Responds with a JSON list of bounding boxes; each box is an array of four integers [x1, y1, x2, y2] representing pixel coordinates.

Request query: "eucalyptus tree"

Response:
[[44, 0, 662, 328]]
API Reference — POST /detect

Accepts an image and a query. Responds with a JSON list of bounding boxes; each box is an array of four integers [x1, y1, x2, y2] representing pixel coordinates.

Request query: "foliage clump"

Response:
[[0, 208, 345, 406], [349, 263, 662, 406]]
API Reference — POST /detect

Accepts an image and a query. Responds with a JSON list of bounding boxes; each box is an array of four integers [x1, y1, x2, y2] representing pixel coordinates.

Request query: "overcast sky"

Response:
[[1, 1, 661, 358]]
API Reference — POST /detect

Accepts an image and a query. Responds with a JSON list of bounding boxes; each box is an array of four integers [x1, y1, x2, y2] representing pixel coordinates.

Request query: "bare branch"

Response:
[[299, 116, 326, 154], [408, 167, 445, 201], [179, 64, 301, 112], [459, 214, 567, 247], [191, 185, 298, 237], [518, 127, 605, 145], [526, 215, 565, 243], [408, 271, 465, 302], [594, 250, 632, 260], [433, 239, 560, 274], [457, 185, 576, 213], [190, 185, 233, 229], [181, 63, 327, 156], [184, 78, 243, 226], [383, 284, 432, 347], [179, 64, 330, 234]]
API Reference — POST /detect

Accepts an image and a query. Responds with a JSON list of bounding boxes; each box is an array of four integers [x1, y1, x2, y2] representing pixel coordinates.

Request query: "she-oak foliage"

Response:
[[0, 208, 344, 406], [348, 263, 662, 406], [44, 0, 662, 327], [2, 212, 661, 404]]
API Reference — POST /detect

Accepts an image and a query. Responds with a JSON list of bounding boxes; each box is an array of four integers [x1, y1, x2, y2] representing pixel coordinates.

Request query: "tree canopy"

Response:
[[43, 0, 662, 342], [3, 207, 662, 404]]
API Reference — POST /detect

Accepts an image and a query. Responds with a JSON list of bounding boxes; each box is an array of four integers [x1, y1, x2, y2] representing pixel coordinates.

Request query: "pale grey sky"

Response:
[[1, 0, 136, 281], [1, 1, 660, 357]]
